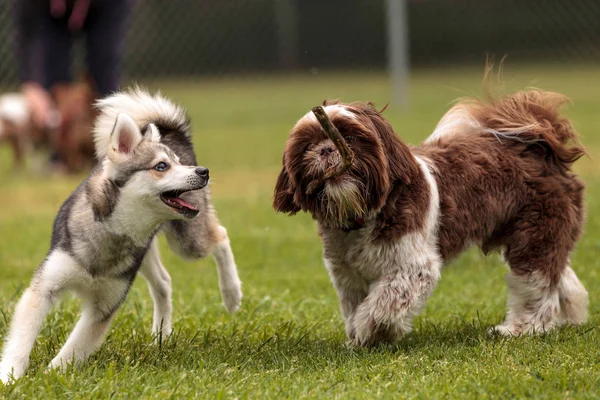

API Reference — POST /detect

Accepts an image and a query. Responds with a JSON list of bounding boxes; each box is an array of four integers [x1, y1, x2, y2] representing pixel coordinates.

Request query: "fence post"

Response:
[[275, 0, 299, 70], [385, 0, 409, 108]]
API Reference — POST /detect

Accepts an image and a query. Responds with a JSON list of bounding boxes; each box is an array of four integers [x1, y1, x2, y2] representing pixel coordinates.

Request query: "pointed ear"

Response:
[[108, 113, 143, 162], [273, 160, 300, 214], [144, 123, 161, 143]]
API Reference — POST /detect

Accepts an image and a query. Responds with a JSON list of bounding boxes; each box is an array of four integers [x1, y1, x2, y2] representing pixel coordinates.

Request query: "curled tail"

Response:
[[465, 89, 586, 169]]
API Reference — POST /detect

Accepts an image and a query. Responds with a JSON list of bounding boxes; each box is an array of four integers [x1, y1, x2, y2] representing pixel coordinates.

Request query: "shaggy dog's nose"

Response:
[[195, 167, 209, 178], [320, 146, 334, 157]]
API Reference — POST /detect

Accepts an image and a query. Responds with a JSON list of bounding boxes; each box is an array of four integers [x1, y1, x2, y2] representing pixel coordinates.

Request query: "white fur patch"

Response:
[[299, 104, 356, 125], [0, 94, 30, 129], [321, 154, 444, 345], [426, 103, 541, 144], [492, 264, 589, 337], [0, 250, 83, 383], [94, 88, 188, 160], [425, 105, 481, 143], [494, 271, 560, 336], [414, 156, 440, 242], [212, 226, 242, 313], [558, 266, 588, 325]]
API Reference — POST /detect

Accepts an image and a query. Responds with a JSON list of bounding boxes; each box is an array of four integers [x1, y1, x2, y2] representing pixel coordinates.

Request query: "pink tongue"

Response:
[[170, 197, 198, 211]]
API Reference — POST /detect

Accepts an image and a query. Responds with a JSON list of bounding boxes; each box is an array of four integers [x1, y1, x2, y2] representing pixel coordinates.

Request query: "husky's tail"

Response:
[[93, 88, 192, 161], [464, 88, 586, 171]]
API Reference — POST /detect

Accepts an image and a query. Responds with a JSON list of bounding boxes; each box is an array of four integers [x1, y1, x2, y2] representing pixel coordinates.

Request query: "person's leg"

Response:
[[84, 0, 135, 96], [41, 9, 73, 90], [39, 9, 72, 168]]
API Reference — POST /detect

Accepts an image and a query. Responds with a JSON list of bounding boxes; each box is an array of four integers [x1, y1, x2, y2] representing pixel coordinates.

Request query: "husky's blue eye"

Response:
[[154, 162, 169, 172]]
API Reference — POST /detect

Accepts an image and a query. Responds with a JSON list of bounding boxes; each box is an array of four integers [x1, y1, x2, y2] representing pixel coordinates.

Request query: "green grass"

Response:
[[1, 64, 600, 399]]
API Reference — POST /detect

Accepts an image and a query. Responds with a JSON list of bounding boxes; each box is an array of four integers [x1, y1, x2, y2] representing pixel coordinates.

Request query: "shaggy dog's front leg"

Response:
[[351, 266, 440, 347], [325, 260, 369, 341]]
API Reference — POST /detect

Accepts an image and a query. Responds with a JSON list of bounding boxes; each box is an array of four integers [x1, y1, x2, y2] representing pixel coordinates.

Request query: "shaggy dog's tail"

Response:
[[465, 88, 586, 171]]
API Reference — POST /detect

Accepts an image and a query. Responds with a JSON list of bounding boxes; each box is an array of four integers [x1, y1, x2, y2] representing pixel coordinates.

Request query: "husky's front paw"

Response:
[[153, 325, 173, 343], [221, 284, 242, 313], [0, 370, 11, 385], [48, 356, 71, 373], [0, 362, 21, 384]]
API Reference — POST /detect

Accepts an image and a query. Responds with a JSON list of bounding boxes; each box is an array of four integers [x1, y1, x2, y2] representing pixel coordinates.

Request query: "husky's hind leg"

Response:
[[49, 279, 131, 371], [0, 250, 79, 383], [139, 238, 173, 339]]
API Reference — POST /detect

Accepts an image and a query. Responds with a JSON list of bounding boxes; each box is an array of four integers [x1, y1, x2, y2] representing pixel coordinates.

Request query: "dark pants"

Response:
[[15, 0, 134, 96]]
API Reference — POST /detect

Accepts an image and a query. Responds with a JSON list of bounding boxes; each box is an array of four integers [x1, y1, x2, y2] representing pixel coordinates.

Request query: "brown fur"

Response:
[[423, 89, 585, 285], [274, 102, 422, 230], [51, 78, 98, 173], [274, 84, 587, 343], [0, 78, 97, 173], [276, 90, 585, 284]]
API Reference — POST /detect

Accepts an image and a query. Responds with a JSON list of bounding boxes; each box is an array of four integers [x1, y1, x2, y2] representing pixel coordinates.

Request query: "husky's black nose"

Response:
[[195, 167, 209, 178]]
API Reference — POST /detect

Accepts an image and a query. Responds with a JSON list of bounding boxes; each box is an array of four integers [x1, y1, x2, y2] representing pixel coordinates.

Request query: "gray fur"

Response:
[[1, 92, 242, 384], [156, 125, 219, 259]]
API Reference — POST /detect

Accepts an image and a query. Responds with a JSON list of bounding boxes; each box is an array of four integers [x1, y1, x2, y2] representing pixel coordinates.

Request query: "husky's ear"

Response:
[[144, 123, 161, 143], [108, 113, 143, 163]]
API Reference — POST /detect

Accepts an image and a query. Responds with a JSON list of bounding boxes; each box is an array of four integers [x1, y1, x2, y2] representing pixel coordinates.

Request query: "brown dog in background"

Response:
[[51, 78, 98, 173], [0, 77, 97, 173]]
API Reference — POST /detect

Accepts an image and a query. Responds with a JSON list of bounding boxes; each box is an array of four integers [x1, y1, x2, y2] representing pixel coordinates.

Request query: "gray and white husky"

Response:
[[0, 89, 242, 383]]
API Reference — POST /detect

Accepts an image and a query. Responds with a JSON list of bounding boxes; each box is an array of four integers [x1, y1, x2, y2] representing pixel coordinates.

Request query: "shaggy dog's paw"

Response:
[[489, 324, 521, 337], [351, 313, 378, 347]]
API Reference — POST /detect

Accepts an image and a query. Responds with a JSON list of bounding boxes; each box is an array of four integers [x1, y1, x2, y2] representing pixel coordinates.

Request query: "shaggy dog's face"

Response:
[[274, 102, 417, 228]]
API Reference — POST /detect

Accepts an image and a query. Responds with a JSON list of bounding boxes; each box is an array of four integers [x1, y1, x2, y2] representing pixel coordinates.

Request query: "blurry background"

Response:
[[1, 0, 600, 93]]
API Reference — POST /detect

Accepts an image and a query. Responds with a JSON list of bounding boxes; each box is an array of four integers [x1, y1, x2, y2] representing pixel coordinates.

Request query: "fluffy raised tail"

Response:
[[464, 88, 586, 171], [93, 88, 191, 160]]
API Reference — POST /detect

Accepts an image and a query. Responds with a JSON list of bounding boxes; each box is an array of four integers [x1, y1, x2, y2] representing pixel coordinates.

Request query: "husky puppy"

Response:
[[0, 89, 242, 383]]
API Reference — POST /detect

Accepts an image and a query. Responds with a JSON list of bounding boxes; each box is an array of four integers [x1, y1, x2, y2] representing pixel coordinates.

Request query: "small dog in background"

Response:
[[0, 77, 97, 173], [274, 78, 588, 346], [0, 88, 242, 383], [0, 93, 52, 169]]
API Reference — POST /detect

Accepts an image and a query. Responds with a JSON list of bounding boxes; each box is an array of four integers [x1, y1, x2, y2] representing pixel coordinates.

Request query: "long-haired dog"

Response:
[[0, 89, 242, 383], [273, 85, 588, 347]]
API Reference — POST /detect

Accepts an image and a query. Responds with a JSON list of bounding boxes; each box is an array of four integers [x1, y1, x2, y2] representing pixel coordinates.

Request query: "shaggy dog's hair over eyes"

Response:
[[274, 77, 588, 346]]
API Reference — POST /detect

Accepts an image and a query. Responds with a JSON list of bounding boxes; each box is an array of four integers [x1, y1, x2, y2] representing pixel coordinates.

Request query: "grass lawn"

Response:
[[1, 64, 599, 398]]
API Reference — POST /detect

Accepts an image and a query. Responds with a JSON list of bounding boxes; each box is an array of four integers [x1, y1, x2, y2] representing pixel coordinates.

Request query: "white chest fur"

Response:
[[321, 156, 442, 283]]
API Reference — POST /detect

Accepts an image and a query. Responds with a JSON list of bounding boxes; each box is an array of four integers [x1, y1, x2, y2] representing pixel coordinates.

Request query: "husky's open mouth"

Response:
[[160, 189, 199, 217]]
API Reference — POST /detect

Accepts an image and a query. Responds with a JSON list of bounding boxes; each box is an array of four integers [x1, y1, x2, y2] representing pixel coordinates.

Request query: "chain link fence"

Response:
[[0, 0, 599, 88]]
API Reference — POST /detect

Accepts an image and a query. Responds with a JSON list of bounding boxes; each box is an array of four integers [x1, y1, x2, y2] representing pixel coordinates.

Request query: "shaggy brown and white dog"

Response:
[[273, 87, 589, 347]]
